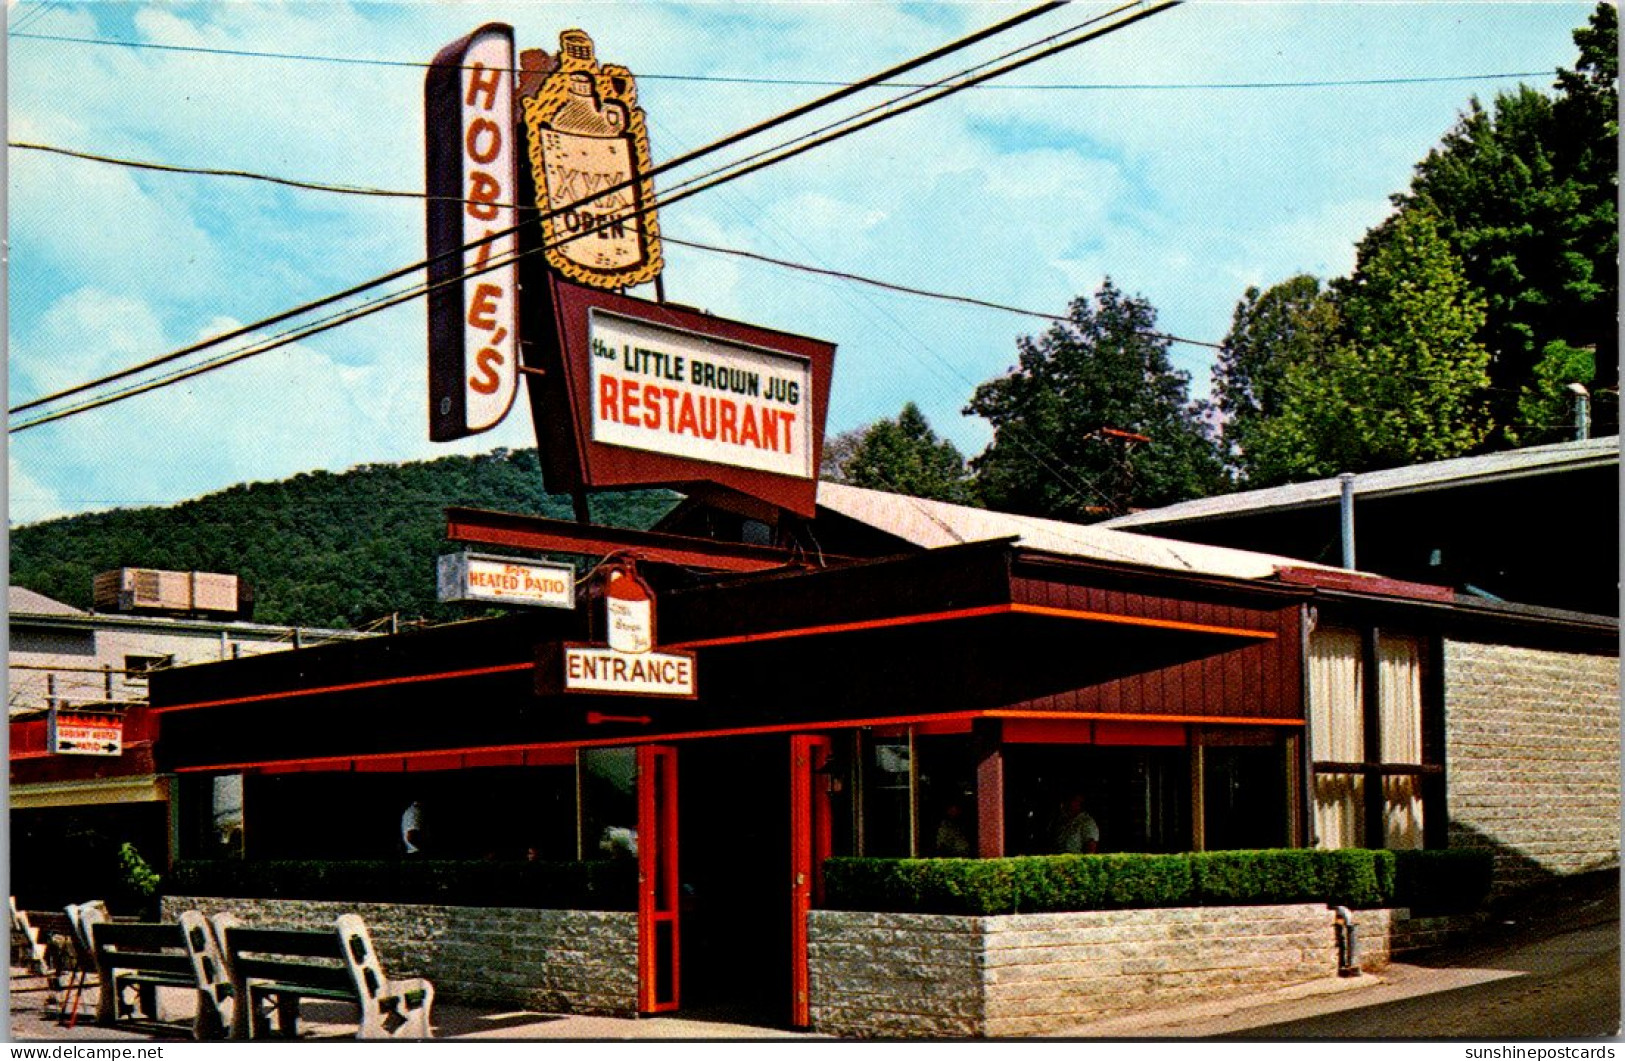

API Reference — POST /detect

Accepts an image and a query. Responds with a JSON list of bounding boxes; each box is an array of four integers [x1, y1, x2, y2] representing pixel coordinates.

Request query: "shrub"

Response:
[[826, 848, 1487, 915], [165, 859, 637, 910]]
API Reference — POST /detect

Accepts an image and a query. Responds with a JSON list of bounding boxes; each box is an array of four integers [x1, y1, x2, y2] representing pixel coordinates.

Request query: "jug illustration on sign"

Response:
[[523, 30, 664, 288], [604, 564, 654, 654]]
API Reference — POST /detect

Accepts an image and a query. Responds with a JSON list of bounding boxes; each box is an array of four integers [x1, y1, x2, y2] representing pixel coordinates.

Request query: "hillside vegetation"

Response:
[[9, 449, 677, 630]]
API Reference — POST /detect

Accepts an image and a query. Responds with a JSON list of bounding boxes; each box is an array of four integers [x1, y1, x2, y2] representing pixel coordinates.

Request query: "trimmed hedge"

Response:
[[825, 849, 1493, 916], [166, 859, 637, 911]]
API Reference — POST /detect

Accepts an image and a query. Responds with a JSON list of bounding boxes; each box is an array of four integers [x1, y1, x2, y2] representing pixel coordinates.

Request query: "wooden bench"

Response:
[[221, 915, 433, 1040], [90, 920, 203, 1034], [10, 898, 49, 977]]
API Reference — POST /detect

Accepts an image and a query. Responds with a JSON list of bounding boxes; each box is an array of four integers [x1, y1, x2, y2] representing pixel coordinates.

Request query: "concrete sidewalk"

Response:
[[7, 985, 815, 1041], [11, 873, 1615, 1042]]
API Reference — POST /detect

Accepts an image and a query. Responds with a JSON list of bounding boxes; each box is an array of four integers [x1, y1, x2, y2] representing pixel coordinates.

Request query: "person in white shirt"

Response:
[[1055, 794, 1100, 854], [402, 800, 425, 856]]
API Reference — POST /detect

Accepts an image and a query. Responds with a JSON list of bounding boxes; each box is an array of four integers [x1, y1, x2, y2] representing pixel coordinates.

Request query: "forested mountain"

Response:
[[9, 449, 677, 630]]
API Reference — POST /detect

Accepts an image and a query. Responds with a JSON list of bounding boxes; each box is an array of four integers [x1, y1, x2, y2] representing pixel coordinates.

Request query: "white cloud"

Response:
[[7, 1, 1597, 514]]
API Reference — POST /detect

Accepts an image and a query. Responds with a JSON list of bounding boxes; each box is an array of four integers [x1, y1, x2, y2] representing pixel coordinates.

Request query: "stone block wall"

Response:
[[809, 903, 1482, 1038], [1443, 640, 1620, 895], [163, 896, 638, 1016], [811, 903, 1356, 1038], [807, 912, 985, 1037]]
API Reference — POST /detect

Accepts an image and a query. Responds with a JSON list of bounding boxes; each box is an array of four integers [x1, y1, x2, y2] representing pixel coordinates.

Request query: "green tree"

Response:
[[1396, 3, 1617, 443], [825, 403, 978, 505], [1253, 211, 1491, 478], [965, 280, 1225, 521], [1212, 275, 1342, 486]]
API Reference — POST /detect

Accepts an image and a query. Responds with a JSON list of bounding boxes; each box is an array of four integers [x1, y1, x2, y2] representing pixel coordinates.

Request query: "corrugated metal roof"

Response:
[[7, 586, 85, 616], [816, 480, 1346, 581], [1102, 435, 1620, 529]]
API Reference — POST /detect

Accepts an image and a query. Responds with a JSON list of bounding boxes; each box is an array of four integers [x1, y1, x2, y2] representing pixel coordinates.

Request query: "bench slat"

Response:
[[234, 958, 352, 994], [93, 923, 185, 950], [225, 929, 344, 959]]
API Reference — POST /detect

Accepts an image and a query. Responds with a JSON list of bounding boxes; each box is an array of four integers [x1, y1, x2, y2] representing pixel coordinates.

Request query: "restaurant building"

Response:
[[8, 579, 369, 909], [149, 484, 1619, 1028]]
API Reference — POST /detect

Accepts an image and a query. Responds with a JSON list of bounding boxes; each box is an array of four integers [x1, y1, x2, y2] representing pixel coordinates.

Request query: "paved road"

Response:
[[1222, 920, 1619, 1039], [1067, 873, 1620, 1041]]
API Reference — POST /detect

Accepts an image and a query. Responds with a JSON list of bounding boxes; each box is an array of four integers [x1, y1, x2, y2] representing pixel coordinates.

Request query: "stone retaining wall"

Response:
[[1443, 640, 1620, 896], [162, 896, 638, 1016], [809, 903, 1476, 1038]]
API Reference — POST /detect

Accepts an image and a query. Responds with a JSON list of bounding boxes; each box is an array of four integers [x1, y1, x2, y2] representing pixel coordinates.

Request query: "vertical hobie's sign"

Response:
[[522, 30, 663, 290], [426, 24, 521, 441]]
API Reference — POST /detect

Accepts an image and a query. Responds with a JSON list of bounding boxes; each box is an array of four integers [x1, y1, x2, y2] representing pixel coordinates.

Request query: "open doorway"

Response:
[[676, 735, 792, 1026]]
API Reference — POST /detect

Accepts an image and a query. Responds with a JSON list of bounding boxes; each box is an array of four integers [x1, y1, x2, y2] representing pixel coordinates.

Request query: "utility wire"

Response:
[[9, 139, 1230, 356], [8, 30, 1548, 91], [663, 236, 1223, 350], [12, 2, 1179, 424], [9, 1, 1071, 417]]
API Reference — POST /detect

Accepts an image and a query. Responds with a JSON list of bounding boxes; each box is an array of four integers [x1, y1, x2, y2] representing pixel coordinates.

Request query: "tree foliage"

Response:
[[1214, 4, 1616, 480], [822, 402, 978, 505], [9, 450, 678, 629], [1213, 275, 1342, 485], [965, 280, 1225, 521], [1395, 2, 1617, 443], [1247, 211, 1491, 478]]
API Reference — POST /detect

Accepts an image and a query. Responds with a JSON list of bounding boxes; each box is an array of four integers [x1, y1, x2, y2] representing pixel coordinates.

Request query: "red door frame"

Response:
[[637, 744, 680, 1013], [789, 734, 832, 1028]]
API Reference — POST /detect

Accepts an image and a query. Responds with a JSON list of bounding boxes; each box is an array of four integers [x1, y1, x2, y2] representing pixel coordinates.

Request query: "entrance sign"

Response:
[[437, 552, 576, 608], [522, 29, 663, 289], [426, 23, 521, 441], [589, 311, 815, 480], [49, 711, 123, 756], [561, 646, 696, 697]]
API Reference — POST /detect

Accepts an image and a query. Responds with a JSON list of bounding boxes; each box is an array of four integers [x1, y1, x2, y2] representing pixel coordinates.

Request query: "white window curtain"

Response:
[[1377, 634, 1425, 850], [1309, 627, 1363, 849]]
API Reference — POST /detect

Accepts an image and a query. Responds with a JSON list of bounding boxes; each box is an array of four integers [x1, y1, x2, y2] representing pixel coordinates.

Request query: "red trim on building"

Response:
[[150, 662, 533, 715], [667, 601, 1277, 651]]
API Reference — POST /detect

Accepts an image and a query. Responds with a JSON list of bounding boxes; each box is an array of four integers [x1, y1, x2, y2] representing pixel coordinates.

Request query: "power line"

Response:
[[8, 30, 1549, 92], [10, 138, 1231, 356], [18, 2, 1172, 430], [10, 1, 1075, 418], [11, 141, 428, 201], [664, 236, 1223, 350]]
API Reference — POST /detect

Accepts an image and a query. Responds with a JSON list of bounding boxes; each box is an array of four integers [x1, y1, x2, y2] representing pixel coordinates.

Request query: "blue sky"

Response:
[[6, 0, 1598, 526]]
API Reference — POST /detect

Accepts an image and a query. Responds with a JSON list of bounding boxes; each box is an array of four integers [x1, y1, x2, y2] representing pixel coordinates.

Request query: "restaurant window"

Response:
[[1310, 627, 1364, 849], [860, 734, 913, 857], [1310, 625, 1428, 850], [1201, 732, 1292, 851], [1378, 634, 1425, 850], [1005, 744, 1190, 855], [579, 748, 638, 860], [178, 773, 245, 859], [856, 730, 977, 857]]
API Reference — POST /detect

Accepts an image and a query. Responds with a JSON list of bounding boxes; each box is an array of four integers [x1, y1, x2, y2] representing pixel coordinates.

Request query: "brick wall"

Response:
[[163, 896, 638, 1016], [1443, 640, 1620, 895]]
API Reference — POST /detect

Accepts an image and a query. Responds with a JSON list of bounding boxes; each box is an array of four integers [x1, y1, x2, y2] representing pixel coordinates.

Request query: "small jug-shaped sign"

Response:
[[604, 565, 653, 654]]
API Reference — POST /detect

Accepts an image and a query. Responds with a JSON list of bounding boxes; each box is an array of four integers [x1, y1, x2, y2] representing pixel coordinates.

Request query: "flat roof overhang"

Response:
[[153, 543, 1296, 775]]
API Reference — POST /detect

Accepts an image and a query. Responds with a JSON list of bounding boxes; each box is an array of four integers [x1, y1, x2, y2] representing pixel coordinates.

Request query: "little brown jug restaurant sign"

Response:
[[426, 25, 835, 517]]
